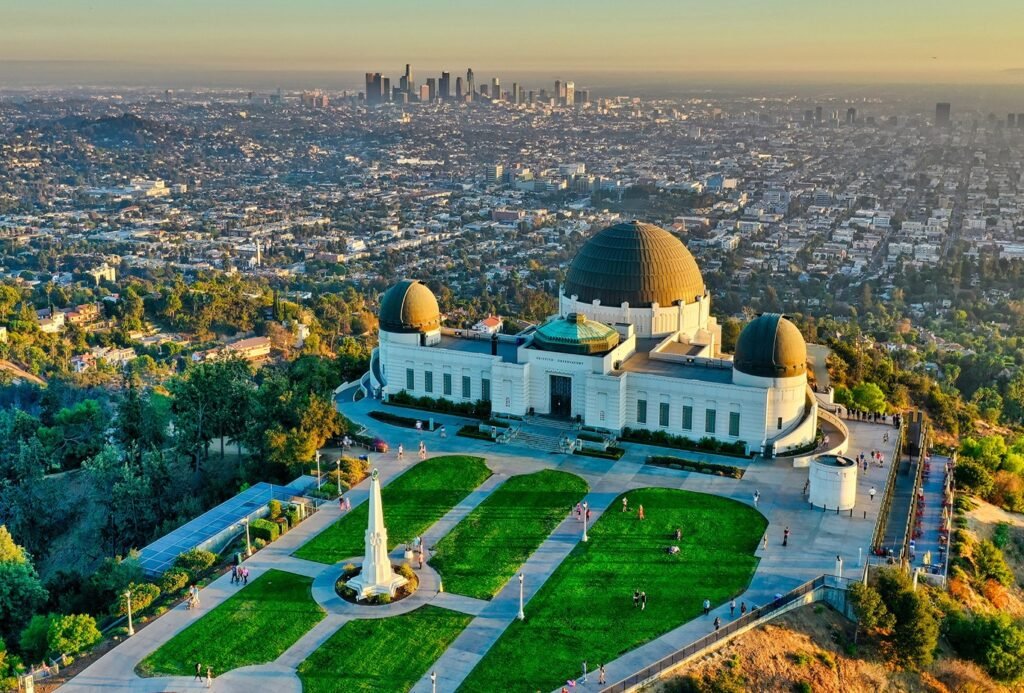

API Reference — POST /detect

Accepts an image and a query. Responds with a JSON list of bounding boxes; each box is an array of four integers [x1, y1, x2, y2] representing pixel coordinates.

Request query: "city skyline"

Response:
[[3, 0, 1024, 85]]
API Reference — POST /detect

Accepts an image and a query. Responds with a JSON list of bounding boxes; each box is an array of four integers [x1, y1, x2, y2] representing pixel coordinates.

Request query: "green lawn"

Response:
[[430, 469, 588, 599], [297, 605, 472, 693], [458, 487, 766, 692], [137, 569, 324, 677], [294, 455, 492, 564]]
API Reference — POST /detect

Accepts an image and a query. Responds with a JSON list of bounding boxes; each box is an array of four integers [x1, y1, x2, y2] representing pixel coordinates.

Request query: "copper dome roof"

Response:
[[733, 313, 807, 378], [379, 279, 441, 334], [563, 222, 705, 308]]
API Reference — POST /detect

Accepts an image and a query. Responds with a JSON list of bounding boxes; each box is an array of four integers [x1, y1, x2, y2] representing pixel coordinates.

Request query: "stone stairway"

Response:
[[513, 429, 565, 454], [526, 415, 578, 432]]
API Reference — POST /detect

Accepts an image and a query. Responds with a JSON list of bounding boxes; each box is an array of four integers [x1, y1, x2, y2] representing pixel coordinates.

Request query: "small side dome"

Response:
[[379, 279, 441, 334], [532, 313, 620, 355], [734, 313, 807, 378]]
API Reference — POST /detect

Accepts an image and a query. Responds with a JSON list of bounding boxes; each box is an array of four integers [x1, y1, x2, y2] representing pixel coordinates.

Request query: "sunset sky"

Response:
[[3, 0, 1022, 82]]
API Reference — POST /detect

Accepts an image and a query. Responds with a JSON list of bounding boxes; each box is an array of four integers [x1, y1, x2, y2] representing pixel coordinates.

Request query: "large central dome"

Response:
[[563, 222, 705, 308]]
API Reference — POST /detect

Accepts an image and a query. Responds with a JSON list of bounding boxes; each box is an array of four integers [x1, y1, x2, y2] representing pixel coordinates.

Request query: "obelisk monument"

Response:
[[346, 468, 408, 599]]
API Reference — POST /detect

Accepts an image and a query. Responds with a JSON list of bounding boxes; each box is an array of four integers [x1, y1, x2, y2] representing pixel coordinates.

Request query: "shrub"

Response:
[[990, 473, 1024, 513], [19, 614, 54, 661], [115, 583, 160, 616], [621, 427, 749, 457], [342, 563, 358, 577], [815, 651, 836, 670], [174, 549, 216, 578], [954, 459, 994, 496], [993, 522, 1011, 549], [793, 683, 812, 693], [947, 612, 1024, 681], [47, 614, 101, 656], [647, 455, 744, 479], [974, 540, 1014, 587], [252, 538, 267, 550], [268, 499, 282, 520], [285, 508, 300, 529], [249, 518, 279, 543], [159, 568, 190, 595], [372, 593, 392, 605], [388, 389, 491, 418], [982, 579, 1009, 609], [397, 563, 415, 581], [789, 651, 811, 666]]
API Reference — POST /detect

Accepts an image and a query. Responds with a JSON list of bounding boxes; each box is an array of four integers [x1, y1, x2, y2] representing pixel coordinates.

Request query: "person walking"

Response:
[[640, 592, 647, 611], [575, 502, 582, 520], [230, 565, 237, 585], [633, 589, 640, 608], [397, 443, 404, 460], [740, 601, 747, 616], [622, 497, 628, 512], [638, 505, 645, 521], [675, 527, 682, 541], [713, 616, 721, 631], [783, 527, 790, 547], [599, 664, 606, 685], [762, 533, 768, 550], [730, 599, 736, 617], [242, 567, 249, 585], [582, 660, 588, 684], [753, 490, 760, 507], [870, 486, 877, 501], [206, 666, 212, 688], [703, 598, 711, 616], [194, 662, 203, 682]]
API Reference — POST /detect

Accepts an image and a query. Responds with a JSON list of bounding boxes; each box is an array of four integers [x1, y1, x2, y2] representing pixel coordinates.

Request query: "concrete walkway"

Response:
[[63, 382, 899, 693]]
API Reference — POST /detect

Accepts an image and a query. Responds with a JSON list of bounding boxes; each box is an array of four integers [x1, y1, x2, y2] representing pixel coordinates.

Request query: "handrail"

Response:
[[870, 420, 905, 553], [600, 575, 854, 692]]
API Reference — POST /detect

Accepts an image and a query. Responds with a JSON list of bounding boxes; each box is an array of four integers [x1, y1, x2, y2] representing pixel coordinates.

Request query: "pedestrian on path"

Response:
[[703, 598, 711, 615], [870, 486, 877, 501], [206, 666, 212, 688], [740, 601, 747, 616], [633, 589, 640, 608], [675, 527, 682, 541], [397, 444, 404, 460], [622, 497, 628, 512], [418, 547, 425, 570], [638, 504, 645, 521], [194, 662, 203, 681], [730, 599, 736, 617], [640, 592, 647, 610], [242, 567, 249, 585], [753, 490, 760, 506], [230, 565, 237, 584], [762, 533, 768, 550], [575, 502, 582, 520], [783, 527, 790, 547], [586, 507, 592, 523], [582, 661, 588, 683], [599, 664, 606, 685], [419, 441, 427, 459], [713, 616, 721, 631]]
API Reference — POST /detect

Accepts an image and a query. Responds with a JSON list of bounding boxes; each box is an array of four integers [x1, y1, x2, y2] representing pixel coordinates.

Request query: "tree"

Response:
[[954, 459, 994, 496], [0, 526, 26, 564], [890, 589, 939, 667], [47, 614, 101, 656], [848, 582, 894, 643], [0, 560, 48, 645], [972, 387, 1004, 423], [852, 382, 887, 414], [18, 613, 53, 661]]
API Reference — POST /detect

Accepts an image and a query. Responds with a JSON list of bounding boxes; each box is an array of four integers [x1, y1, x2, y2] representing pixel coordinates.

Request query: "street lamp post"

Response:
[[517, 572, 525, 621], [431, 671, 436, 693], [582, 501, 589, 542], [125, 589, 135, 636], [244, 517, 252, 556], [316, 449, 322, 492], [336, 458, 342, 500], [835, 554, 843, 579]]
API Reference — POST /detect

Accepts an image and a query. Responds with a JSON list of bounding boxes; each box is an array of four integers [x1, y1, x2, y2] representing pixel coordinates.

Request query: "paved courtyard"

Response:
[[63, 384, 898, 692]]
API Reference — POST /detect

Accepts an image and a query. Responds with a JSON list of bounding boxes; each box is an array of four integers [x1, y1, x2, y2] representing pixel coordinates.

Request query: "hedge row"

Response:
[[646, 455, 745, 479], [388, 389, 492, 418], [621, 427, 749, 457]]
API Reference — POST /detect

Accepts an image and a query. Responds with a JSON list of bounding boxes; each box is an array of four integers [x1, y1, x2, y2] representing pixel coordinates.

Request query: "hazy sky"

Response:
[[3, 0, 1022, 81]]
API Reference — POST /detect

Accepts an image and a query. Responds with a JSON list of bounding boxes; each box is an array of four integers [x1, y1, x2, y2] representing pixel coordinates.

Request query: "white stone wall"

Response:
[[559, 293, 711, 339]]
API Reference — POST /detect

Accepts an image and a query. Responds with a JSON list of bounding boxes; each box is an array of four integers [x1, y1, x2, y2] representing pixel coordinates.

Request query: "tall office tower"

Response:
[[404, 64, 414, 94], [439, 72, 451, 101], [419, 84, 430, 102], [426, 78, 437, 102], [554, 79, 563, 105], [382, 78, 391, 102], [455, 77, 463, 100], [577, 89, 589, 105], [936, 102, 952, 127], [1018, 113, 1024, 128], [804, 109, 814, 123], [518, 86, 525, 105], [466, 68, 475, 100], [364, 73, 383, 104], [511, 82, 519, 105], [814, 105, 823, 123], [491, 77, 500, 101], [399, 74, 408, 93], [565, 81, 575, 107], [846, 107, 856, 124], [1009, 114, 1017, 128], [486, 164, 504, 183], [528, 90, 536, 105], [480, 84, 489, 98]]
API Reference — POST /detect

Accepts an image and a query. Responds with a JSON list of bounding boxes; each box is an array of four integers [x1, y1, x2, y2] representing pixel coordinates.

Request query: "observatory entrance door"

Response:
[[550, 375, 572, 419]]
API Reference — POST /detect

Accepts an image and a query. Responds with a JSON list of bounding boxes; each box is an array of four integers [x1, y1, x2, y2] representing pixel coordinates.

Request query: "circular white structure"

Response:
[[808, 454, 858, 510]]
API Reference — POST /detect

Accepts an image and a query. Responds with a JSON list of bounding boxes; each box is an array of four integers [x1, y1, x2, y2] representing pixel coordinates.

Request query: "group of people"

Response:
[[620, 496, 644, 520], [632, 589, 648, 610], [704, 597, 748, 632], [560, 662, 606, 690], [229, 564, 249, 586], [857, 450, 885, 471], [574, 502, 592, 523], [186, 584, 201, 610], [338, 495, 352, 512], [396, 441, 428, 461], [194, 662, 213, 688]]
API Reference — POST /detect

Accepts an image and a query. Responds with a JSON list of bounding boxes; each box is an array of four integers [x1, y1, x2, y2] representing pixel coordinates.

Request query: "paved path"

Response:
[[64, 382, 899, 692]]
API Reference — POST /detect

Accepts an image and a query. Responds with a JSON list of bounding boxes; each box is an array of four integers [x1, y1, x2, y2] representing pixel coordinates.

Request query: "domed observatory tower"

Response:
[[372, 279, 442, 394], [732, 314, 817, 456]]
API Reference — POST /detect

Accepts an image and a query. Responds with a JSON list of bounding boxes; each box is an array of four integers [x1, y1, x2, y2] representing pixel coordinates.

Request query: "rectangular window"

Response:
[[424, 371, 433, 393], [443, 373, 452, 396], [777, 416, 783, 430], [705, 408, 716, 434], [462, 375, 471, 399], [481, 378, 491, 402], [406, 368, 415, 390], [682, 405, 693, 430], [637, 399, 648, 424], [729, 412, 740, 437], [659, 402, 670, 427]]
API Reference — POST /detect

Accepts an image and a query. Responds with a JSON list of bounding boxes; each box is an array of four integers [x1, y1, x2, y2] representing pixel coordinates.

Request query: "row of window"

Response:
[[636, 399, 741, 437], [406, 368, 491, 401]]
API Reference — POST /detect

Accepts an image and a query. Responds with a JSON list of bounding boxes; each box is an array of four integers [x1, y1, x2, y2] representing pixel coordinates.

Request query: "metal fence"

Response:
[[869, 421, 906, 553], [600, 575, 854, 692]]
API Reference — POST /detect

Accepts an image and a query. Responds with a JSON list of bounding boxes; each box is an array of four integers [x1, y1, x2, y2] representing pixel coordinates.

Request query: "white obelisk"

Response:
[[346, 468, 408, 599]]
